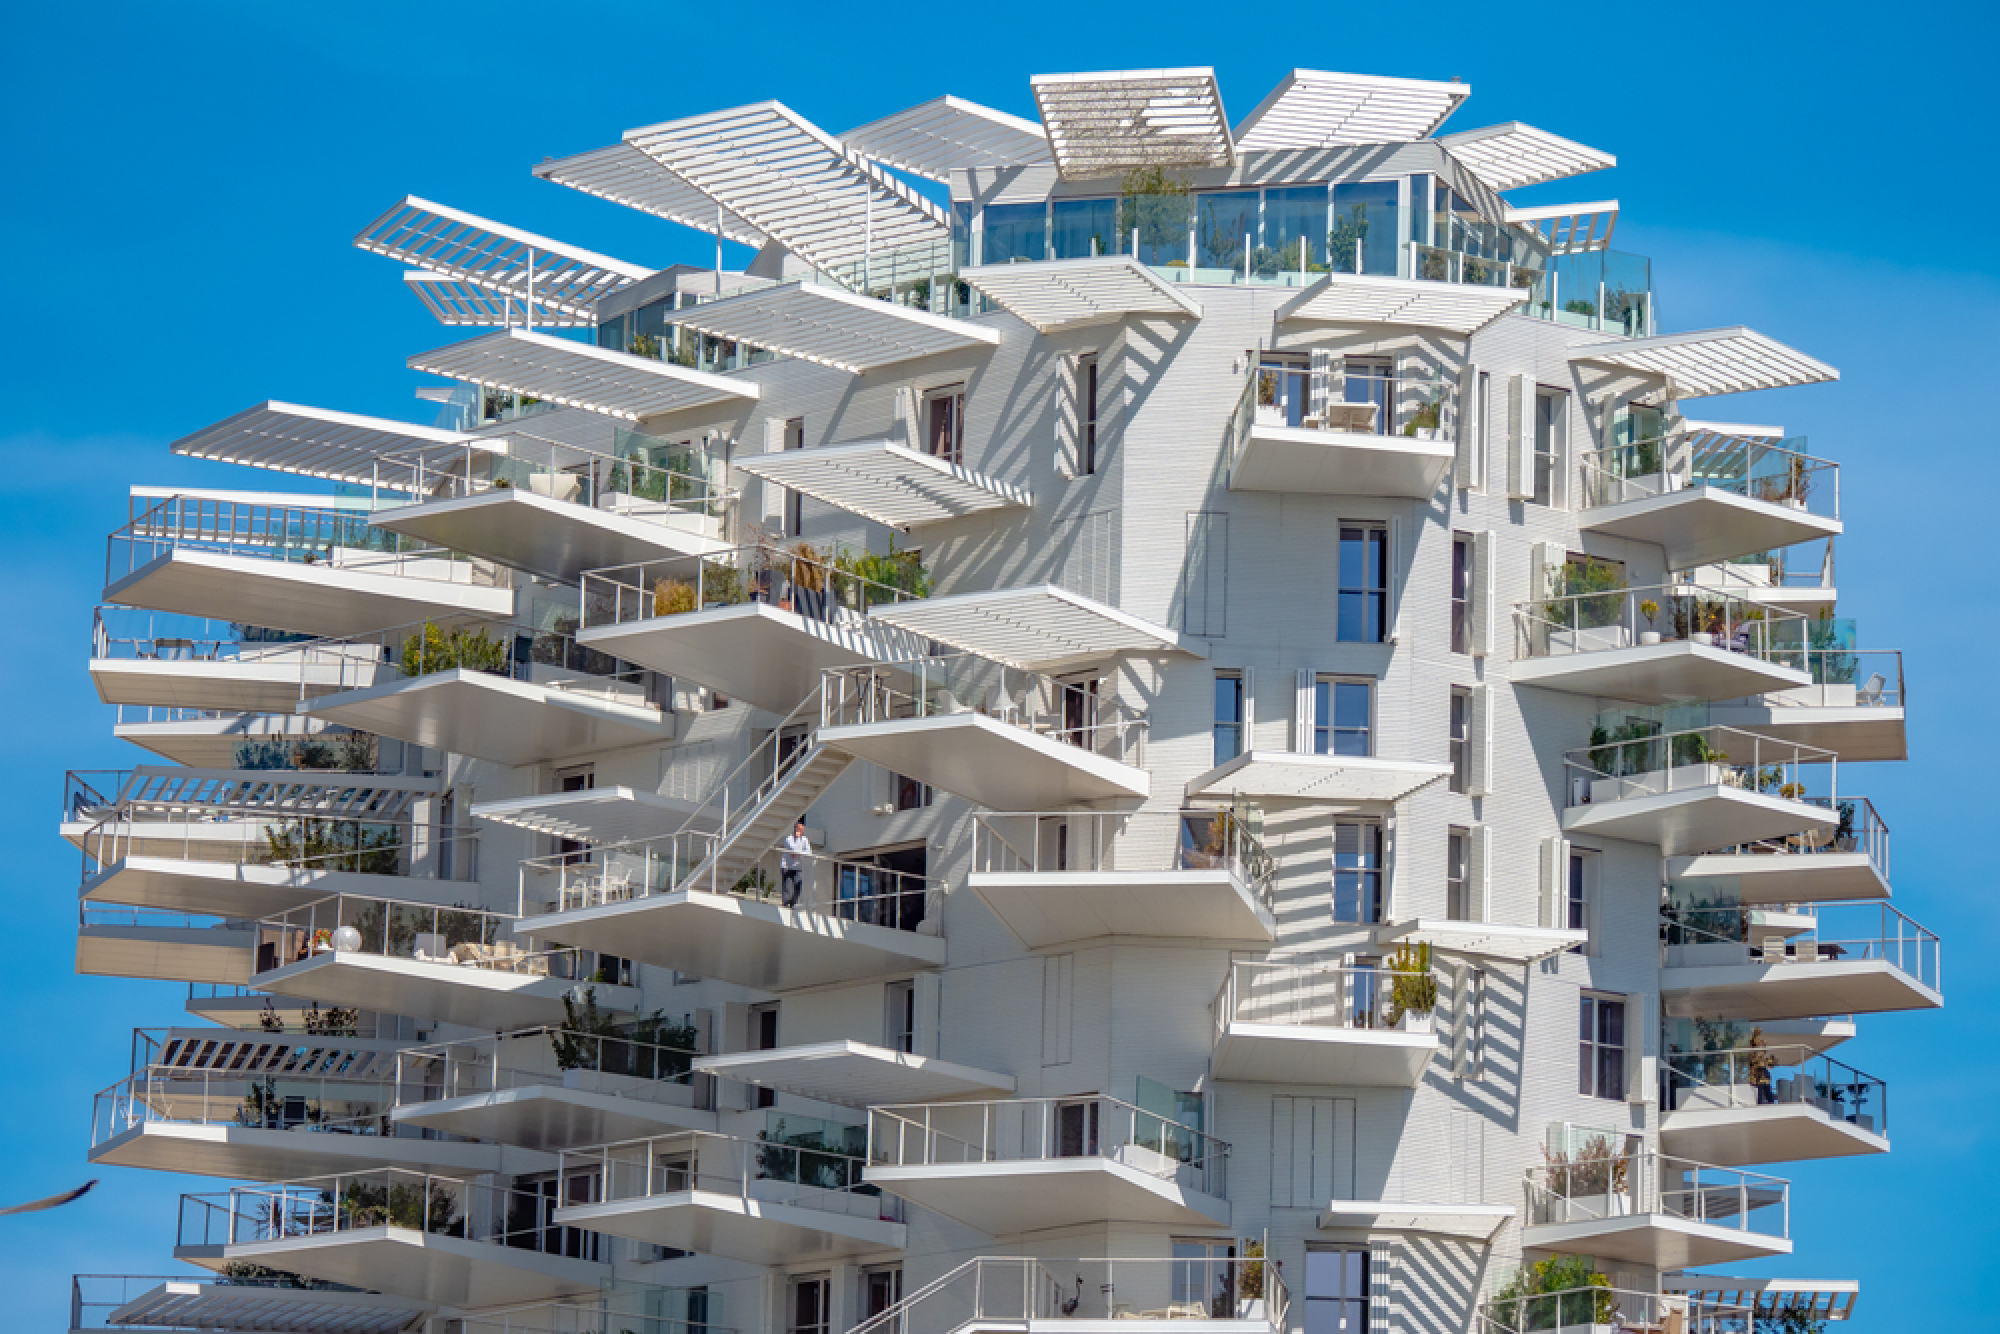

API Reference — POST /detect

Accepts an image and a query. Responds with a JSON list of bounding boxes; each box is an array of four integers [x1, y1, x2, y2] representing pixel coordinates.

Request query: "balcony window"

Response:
[[1314, 678, 1371, 757], [1305, 1247, 1370, 1334], [1533, 389, 1566, 506], [1214, 671, 1246, 766], [1055, 1098, 1100, 1157], [782, 418, 805, 536], [924, 386, 965, 465], [1196, 191, 1260, 271], [1079, 353, 1099, 476], [1448, 688, 1470, 793], [981, 202, 1048, 265], [788, 1275, 830, 1334], [863, 1267, 904, 1321], [1330, 180, 1398, 277], [1052, 197, 1121, 260], [1342, 357, 1394, 437], [1578, 993, 1626, 1099], [1447, 829, 1470, 920], [1568, 851, 1594, 953], [1450, 535, 1473, 653], [893, 772, 932, 811], [1337, 524, 1390, 643], [1173, 1239, 1237, 1317], [1265, 185, 1331, 272], [885, 980, 915, 1054], [1332, 821, 1384, 925]]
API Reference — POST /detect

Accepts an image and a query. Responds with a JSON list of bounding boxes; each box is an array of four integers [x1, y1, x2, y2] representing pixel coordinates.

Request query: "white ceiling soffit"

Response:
[[963, 257, 1203, 334], [1437, 122, 1616, 192], [1275, 272, 1525, 336], [842, 95, 1052, 182], [623, 102, 949, 276], [1031, 68, 1235, 182], [1569, 327, 1839, 398], [867, 584, 1206, 672], [168, 401, 492, 486], [1234, 69, 1470, 151], [407, 329, 760, 422], [403, 271, 594, 329], [533, 141, 768, 248], [670, 281, 998, 375], [732, 439, 1029, 530], [354, 196, 651, 322], [1504, 200, 1618, 255]]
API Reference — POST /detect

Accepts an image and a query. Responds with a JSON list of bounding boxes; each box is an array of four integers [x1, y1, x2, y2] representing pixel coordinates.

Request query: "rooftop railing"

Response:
[[560, 1129, 901, 1225], [372, 431, 737, 530], [578, 542, 924, 631], [867, 1095, 1228, 1200], [1519, 247, 1656, 335], [1580, 432, 1838, 520], [1480, 1286, 1751, 1334], [1214, 959, 1424, 1037], [393, 1025, 701, 1110], [249, 891, 626, 987], [850, 1255, 1289, 1334], [1515, 582, 1810, 663], [1662, 900, 1941, 994], [70, 1274, 366, 1329], [971, 809, 1275, 910], [1662, 1043, 1887, 1136], [1562, 724, 1837, 811], [1523, 1150, 1789, 1242], [91, 1063, 415, 1148]]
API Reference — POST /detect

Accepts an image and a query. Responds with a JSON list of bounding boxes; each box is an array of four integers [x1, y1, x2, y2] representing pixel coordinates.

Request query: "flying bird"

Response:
[[0, 1180, 96, 1216]]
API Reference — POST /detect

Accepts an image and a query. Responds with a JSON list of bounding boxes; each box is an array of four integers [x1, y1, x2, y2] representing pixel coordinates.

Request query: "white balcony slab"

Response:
[[370, 489, 729, 585], [866, 1157, 1231, 1234], [302, 669, 674, 767], [391, 1082, 716, 1152], [969, 869, 1275, 949], [67, 819, 270, 861], [733, 440, 1029, 530], [1707, 698, 1906, 764], [1755, 1018, 1856, 1058], [1563, 779, 1837, 857], [104, 548, 515, 640], [1230, 422, 1453, 499], [89, 648, 388, 713], [1520, 1212, 1790, 1269], [87, 1121, 545, 1182], [472, 786, 711, 846], [511, 892, 947, 992], [1668, 851, 1890, 906], [1185, 752, 1451, 807], [253, 952, 642, 1031], [554, 1190, 905, 1266], [210, 1229, 608, 1307], [1315, 1200, 1514, 1242], [1513, 639, 1811, 705], [1211, 1021, 1437, 1089], [78, 921, 255, 985], [822, 713, 1151, 808], [578, 603, 918, 715], [113, 714, 351, 769], [1661, 1100, 1888, 1167], [95, 1278, 428, 1334], [1579, 487, 1842, 569], [867, 585, 1204, 674], [82, 858, 482, 920], [1375, 919, 1588, 965], [694, 1040, 1015, 1107], [962, 258, 1203, 334], [1661, 950, 1941, 1022]]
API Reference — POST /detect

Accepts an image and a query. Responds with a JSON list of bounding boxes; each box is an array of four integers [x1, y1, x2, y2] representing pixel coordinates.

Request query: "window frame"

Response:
[[1304, 1245, 1370, 1334], [1213, 670, 1246, 767], [1446, 827, 1470, 920], [1567, 848, 1595, 954], [923, 384, 966, 465], [1336, 522, 1391, 644], [1331, 819, 1385, 925], [1313, 675, 1373, 758], [1079, 353, 1099, 475], [1578, 992, 1628, 1101], [1450, 534, 1473, 655], [1448, 687, 1471, 794], [1532, 387, 1566, 508]]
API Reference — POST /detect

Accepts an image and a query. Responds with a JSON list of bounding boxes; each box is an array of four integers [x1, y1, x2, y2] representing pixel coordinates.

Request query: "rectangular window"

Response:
[[783, 418, 805, 537], [1342, 356, 1393, 436], [924, 385, 965, 465], [1314, 677, 1371, 757], [1213, 672, 1246, 766], [1450, 535, 1473, 654], [1305, 1247, 1370, 1334], [893, 772, 932, 811], [787, 1275, 831, 1334], [1265, 184, 1331, 270], [1533, 388, 1565, 507], [1474, 371, 1491, 487], [1337, 524, 1390, 643], [1331, 176, 1399, 276], [885, 980, 915, 1054], [1332, 821, 1384, 925], [980, 202, 1047, 264], [1051, 197, 1121, 260], [1447, 828, 1470, 920], [751, 1003, 779, 1109], [1059, 678, 1099, 750], [1079, 354, 1099, 475], [1196, 190, 1261, 270], [1448, 687, 1471, 794], [1055, 1099, 1099, 1157], [1568, 850, 1593, 954], [863, 1267, 904, 1322], [1258, 355, 1309, 427], [1578, 993, 1627, 1099]]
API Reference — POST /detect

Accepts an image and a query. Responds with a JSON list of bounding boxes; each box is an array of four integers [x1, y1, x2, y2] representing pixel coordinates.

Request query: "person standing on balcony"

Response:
[[780, 821, 810, 908]]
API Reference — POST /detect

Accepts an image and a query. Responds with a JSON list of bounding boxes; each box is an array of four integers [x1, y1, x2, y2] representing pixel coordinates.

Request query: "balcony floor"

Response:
[[1668, 851, 1890, 906], [1211, 1022, 1438, 1089], [693, 1040, 1015, 1107], [372, 489, 729, 585], [207, 1228, 608, 1308], [1563, 784, 1838, 857], [390, 1082, 717, 1153], [89, 654, 386, 713], [554, 1191, 905, 1266], [865, 1158, 1230, 1234], [822, 713, 1150, 808], [1579, 486, 1842, 569], [1660, 1101, 1889, 1167], [970, 870, 1273, 949], [1521, 1212, 1791, 1269], [1229, 422, 1453, 499], [1513, 640, 1811, 706], [253, 951, 642, 1030], [1315, 1200, 1515, 1242], [82, 857, 483, 921], [1662, 954, 1942, 1021], [87, 1120, 543, 1182], [112, 714, 350, 770], [77, 921, 255, 984]]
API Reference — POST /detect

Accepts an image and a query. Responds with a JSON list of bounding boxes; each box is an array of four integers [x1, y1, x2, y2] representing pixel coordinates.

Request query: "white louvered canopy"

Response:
[[1276, 272, 1525, 335], [408, 329, 759, 422], [671, 281, 999, 374], [1570, 327, 1839, 398], [1184, 752, 1453, 805], [734, 440, 1029, 530], [1315, 1201, 1515, 1241], [1505, 200, 1618, 254], [1663, 1277, 1857, 1323], [533, 141, 768, 247], [403, 271, 594, 329], [1377, 918, 1589, 965], [354, 196, 651, 322], [843, 95, 1052, 182], [104, 767, 441, 822], [100, 1280, 427, 1334], [472, 786, 706, 846], [169, 402, 493, 487], [1438, 122, 1616, 192], [867, 585, 1205, 672], [964, 257, 1203, 333], [1031, 68, 1235, 181], [1234, 69, 1469, 151], [624, 102, 949, 276]]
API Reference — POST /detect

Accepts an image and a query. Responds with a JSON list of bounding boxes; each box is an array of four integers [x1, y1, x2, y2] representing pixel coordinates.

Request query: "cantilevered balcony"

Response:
[[866, 1095, 1230, 1233], [1210, 960, 1438, 1089], [1711, 649, 1907, 763], [105, 493, 515, 639], [696, 1041, 1014, 1109], [391, 1026, 715, 1151], [88, 608, 391, 713], [77, 907, 256, 984], [1661, 1044, 1888, 1166], [575, 547, 923, 713], [247, 893, 640, 1029], [1661, 902, 1942, 1021], [176, 1172, 610, 1306], [1577, 430, 1842, 569], [70, 1273, 429, 1334], [1684, 545, 1837, 616], [554, 1130, 904, 1265], [969, 809, 1276, 949], [1228, 364, 1456, 499], [820, 656, 1151, 808], [1513, 584, 1812, 705], [1668, 795, 1893, 906], [1482, 1285, 1755, 1334], [110, 707, 359, 770], [1520, 1151, 1791, 1268], [1561, 726, 1839, 856], [848, 1254, 1288, 1334], [1184, 752, 1452, 807]]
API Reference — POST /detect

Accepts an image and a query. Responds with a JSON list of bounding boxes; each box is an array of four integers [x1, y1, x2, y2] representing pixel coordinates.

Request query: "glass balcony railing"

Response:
[[370, 431, 737, 530], [1238, 362, 1460, 439], [81, 809, 481, 885], [394, 1025, 700, 1110], [578, 542, 925, 632], [561, 1130, 901, 1226], [1661, 901, 1941, 995], [1708, 793, 1890, 872], [1516, 583, 1811, 662], [1580, 433, 1838, 520], [1523, 1151, 1788, 1241], [1516, 248, 1656, 335], [852, 1255, 1289, 1333], [1662, 1043, 1887, 1136], [249, 891, 628, 987], [1214, 959, 1428, 1037], [971, 809, 1276, 904], [92, 1063, 417, 1148], [1563, 725, 1837, 811], [1480, 1286, 1752, 1334]]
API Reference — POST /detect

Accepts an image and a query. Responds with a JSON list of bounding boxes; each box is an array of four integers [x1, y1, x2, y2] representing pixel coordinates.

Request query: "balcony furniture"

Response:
[[1856, 673, 1886, 705]]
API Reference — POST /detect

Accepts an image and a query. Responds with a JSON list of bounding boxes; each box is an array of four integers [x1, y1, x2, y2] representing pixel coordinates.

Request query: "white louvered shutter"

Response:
[[1309, 348, 1333, 422], [1456, 359, 1481, 488], [894, 386, 920, 453], [1506, 373, 1534, 499], [1294, 668, 1315, 753], [1468, 824, 1492, 922], [1388, 514, 1406, 643], [1054, 356, 1079, 479], [1539, 835, 1571, 929], [1471, 530, 1495, 658], [758, 418, 787, 530], [1467, 684, 1493, 797]]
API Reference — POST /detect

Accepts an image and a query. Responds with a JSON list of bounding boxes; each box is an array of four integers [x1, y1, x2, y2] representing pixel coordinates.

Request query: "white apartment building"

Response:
[[68, 67, 1922, 1334]]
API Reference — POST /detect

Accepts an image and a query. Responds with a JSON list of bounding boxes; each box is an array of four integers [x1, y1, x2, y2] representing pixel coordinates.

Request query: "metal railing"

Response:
[[1751, 647, 1904, 710], [394, 1026, 701, 1110], [578, 542, 926, 633], [70, 1274, 368, 1329], [971, 809, 1275, 913], [1214, 959, 1426, 1037], [560, 1130, 900, 1225], [1524, 1151, 1789, 1243], [372, 431, 737, 529], [667, 685, 823, 849], [1243, 362, 1461, 441], [249, 892, 617, 985], [1515, 582, 1809, 662], [1662, 900, 1941, 994], [1581, 431, 1838, 517], [850, 1255, 1289, 1334], [81, 903, 250, 934], [92, 1064, 410, 1147], [1663, 1043, 1887, 1136], [1410, 241, 1545, 299], [1479, 1285, 1752, 1334], [1711, 793, 1890, 876], [1563, 724, 1837, 810], [81, 810, 481, 886], [867, 1095, 1228, 1200]]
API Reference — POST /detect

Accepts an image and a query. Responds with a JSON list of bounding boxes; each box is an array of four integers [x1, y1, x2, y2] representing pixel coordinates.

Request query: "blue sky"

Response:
[[3, 2, 1994, 1329]]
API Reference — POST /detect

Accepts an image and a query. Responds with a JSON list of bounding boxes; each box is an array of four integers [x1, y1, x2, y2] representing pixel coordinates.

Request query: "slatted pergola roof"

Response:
[[734, 440, 1030, 530], [1438, 122, 1615, 192], [624, 102, 949, 277], [1031, 68, 1235, 182], [1505, 200, 1618, 254], [169, 401, 494, 487], [842, 95, 1052, 182], [1234, 69, 1470, 151], [1570, 327, 1839, 398], [403, 270, 593, 329], [533, 140, 768, 247], [408, 329, 759, 422], [963, 257, 1203, 333], [868, 584, 1205, 672], [96, 1280, 427, 1334], [354, 196, 651, 324], [1664, 1277, 1857, 1322], [668, 281, 999, 374], [103, 767, 442, 823], [1276, 272, 1526, 336], [153, 1030, 405, 1081]]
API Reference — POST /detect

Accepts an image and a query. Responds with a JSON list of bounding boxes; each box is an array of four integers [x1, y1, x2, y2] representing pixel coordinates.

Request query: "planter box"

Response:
[[1590, 762, 1728, 805], [1111, 1142, 1180, 1177], [1680, 1083, 1757, 1112], [1549, 624, 1633, 654]]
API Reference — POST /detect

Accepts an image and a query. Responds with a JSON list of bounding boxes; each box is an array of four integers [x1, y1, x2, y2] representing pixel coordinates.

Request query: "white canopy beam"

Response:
[[408, 329, 759, 422], [533, 141, 768, 248], [1276, 272, 1525, 335], [843, 95, 1052, 182], [1438, 122, 1616, 192], [963, 257, 1203, 333], [1031, 68, 1234, 182], [168, 402, 492, 486], [1570, 327, 1838, 399], [1235, 69, 1470, 151], [1505, 200, 1619, 254]]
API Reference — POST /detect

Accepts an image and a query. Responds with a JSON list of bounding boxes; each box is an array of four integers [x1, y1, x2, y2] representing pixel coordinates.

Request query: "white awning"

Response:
[[403, 271, 594, 329], [168, 401, 494, 486], [1185, 752, 1452, 805], [354, 196, 650, 322], [532, 141, 768, 247], [1439, 122, 1616, 191], [101, 766, 441, 822], [1570, 327, 1839, 398], [1662, 1277, 1857, 1322], [1276, 272, 1525, 335], [843, 95, 1051, 182], [471, 785, 708, 845], [407, 329, 759, 422], [867, 585, 1206, 672], [733, 439, 1029, 529], [1031, 68, 1235, 181], [1316, 1200, 1514, 1242], [672, 281, 998, 374], [1234, 69, 1469, 151], [964, 257, 1203, 333], [1505, 200, 1618, 254], [1376, 919, 1589, 965], [624, 102, 949, 276]]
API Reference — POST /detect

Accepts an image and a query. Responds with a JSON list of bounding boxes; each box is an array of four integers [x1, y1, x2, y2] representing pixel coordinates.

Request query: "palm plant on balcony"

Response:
[[1385, 941, 1437, 1031], [1401, 397, 1443, 440]]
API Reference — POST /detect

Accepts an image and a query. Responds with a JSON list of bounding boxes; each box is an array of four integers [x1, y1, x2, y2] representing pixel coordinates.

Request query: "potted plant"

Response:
[[651, 578, 696, 618], [1385, 941, 1437, 1032], [1638, 599, 1662, 645], [1403, 397, 1443, 441]]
